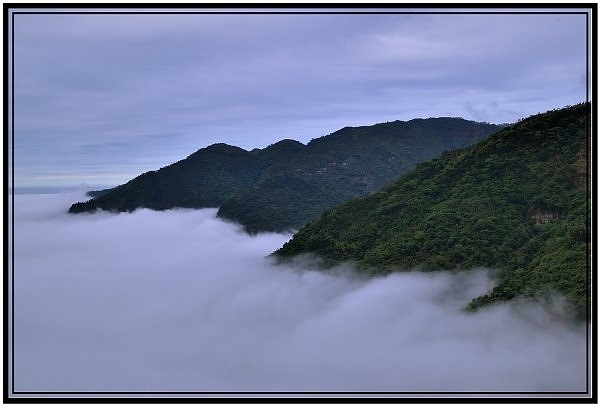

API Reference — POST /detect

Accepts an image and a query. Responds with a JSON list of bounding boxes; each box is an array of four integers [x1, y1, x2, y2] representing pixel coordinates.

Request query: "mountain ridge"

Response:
[[69, 117, 502, 232], [274, 103, 590, 318]]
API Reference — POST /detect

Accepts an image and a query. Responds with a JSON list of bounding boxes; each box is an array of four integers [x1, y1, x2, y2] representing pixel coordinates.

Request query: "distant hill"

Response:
[[69, 118, 502, 233], [71, 143, 262, 212], [274, 104, 591, 319]]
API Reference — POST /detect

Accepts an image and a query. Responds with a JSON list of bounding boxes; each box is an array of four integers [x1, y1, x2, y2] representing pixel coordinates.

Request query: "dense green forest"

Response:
[[70, 118, 501, 233], [275, 104, 590, 319]]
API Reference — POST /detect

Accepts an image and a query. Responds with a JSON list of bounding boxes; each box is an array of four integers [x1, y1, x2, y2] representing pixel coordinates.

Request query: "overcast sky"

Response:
[[9, 8, 590, 187]]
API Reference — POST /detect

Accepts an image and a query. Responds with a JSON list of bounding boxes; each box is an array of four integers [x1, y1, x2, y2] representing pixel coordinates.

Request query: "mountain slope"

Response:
[[274, 104, 590, 318], [220, 118, 502, 232], [69, 144, 262, 212], [69, 118, 502, 232]]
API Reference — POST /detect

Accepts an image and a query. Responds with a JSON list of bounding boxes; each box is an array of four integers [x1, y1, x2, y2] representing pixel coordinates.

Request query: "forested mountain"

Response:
[[69, 118, 501, 232], [274, 104, 591, 319], [71, 143, 262, 212]]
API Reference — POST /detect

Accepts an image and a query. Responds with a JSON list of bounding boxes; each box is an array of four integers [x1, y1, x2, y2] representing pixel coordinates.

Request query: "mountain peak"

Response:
[[69, 116, 503, 232]]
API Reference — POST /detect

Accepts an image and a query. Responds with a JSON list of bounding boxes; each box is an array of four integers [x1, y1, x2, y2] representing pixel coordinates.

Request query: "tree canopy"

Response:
[[275, 103, 591, 319]]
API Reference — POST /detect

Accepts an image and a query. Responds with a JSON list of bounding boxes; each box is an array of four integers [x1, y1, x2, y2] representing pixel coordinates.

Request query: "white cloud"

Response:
[[10, 192, 589, 395]]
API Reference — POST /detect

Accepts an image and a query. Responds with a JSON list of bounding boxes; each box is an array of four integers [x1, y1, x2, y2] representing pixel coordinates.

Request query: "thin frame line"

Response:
[[5, 4, 596, 400], [10, 8, 15, 398]]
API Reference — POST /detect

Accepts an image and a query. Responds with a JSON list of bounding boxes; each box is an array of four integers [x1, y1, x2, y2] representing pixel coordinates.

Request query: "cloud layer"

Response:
[[11, 192, 588, 395]]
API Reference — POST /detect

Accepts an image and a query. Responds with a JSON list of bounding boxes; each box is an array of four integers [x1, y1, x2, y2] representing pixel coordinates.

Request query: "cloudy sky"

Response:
[[9, 7, 590, 187]]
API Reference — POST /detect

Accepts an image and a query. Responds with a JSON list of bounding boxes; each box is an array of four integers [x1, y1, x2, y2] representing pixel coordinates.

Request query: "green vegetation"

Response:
[[274, 104, 590, 319], [70, 118, 501, 233], [70, 144, 262, 213]]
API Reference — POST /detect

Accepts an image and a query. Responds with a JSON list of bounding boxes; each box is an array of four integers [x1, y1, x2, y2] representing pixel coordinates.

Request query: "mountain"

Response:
[[70, 143, 262, 212], [274, 104, 590, 319], [69, 118, 502, 233]]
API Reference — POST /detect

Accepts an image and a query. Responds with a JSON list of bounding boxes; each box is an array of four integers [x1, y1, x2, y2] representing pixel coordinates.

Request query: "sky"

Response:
[[9, 7, 590, 187], [10, 191, 588, 395]]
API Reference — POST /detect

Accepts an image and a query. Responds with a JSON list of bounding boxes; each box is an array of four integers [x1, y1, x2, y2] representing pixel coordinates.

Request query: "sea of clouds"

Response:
[[9, 191, 589, 395]]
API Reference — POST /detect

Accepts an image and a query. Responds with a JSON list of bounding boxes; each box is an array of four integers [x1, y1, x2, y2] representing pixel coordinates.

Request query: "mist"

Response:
[[10, 191, 588, 394]]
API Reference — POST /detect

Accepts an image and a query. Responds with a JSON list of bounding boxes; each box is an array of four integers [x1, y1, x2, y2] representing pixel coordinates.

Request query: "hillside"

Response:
[[70, 144, 262, 212], [69, 118, 502, 233], [274, 104, 591, 319]]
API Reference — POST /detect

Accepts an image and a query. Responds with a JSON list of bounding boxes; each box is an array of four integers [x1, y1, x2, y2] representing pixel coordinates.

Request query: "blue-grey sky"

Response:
[[9, 8, 590, 187]]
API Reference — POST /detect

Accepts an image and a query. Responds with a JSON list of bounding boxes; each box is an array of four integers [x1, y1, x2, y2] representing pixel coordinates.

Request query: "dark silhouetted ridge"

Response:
[[70, 117, 502, 232]]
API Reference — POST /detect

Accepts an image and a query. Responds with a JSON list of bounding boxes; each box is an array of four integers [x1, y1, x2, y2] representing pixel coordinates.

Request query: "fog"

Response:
[[10, 191, 588, 395]]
